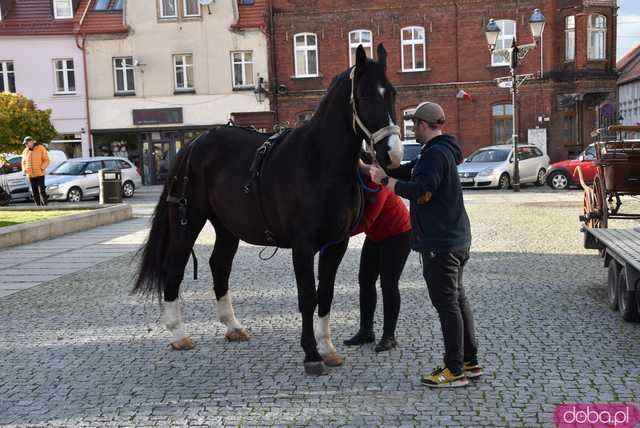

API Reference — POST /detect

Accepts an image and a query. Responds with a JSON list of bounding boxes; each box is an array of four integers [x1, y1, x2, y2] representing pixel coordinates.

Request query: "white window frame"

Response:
[[403, 109, 416, 139], [53, 59, 75, 94], [588, 14, 607, 60], [183, 0, 201, 17], [231, 51, 254, 89], [401, 26, 426, 72], [0, 61, 15, 93], [491, 20, 516, 67], [294, 33, 319, 78], [565, 16, 575, 62], [173, 54, 193, 91], [113, 57, 135, 94], [348, 29, 373, 67], [160, 0, 178, 18], [53, 0, 73, 19]]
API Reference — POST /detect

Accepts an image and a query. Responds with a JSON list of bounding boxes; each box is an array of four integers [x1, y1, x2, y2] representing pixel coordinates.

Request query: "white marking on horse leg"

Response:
[[161, 300, 187, 342], [316, 313, 337, 355], [387, 116, 404, 168], [217, 292, 244, 333]]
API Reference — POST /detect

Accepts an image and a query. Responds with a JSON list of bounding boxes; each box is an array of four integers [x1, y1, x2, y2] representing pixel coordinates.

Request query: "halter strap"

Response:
[[349, 67, 401, 147]]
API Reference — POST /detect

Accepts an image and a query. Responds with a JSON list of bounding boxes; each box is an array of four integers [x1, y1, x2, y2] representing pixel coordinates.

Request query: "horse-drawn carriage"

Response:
[[580, 125, 640, 322]]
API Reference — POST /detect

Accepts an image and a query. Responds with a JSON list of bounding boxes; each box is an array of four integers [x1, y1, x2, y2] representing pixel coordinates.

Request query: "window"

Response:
[[584, 145, 596, 160], [492, 104, 513, 145], [491, 20, 516, 66], [104, 159, 120, 169], [53, 0, 73, 18], [160, 0, 177, 18], [348, 30, 373, 67], [118, 160, 132, 169], [294, 33, 318, 77], [0, 61, 15, 93], [296, 111, 313, 126], [588, 14, 606, 60], [565, 16, 575, 62], [94, 0, 110, 10], [239, 0, 255, 4], [403, 108, 416, 139], [401, 26, 426, 71], [113, 57, 135, 94], [183, 0, 200, 17], [0, 157, 22, 175], [54, 59, 75, 94], [231, 51, 254, 88], [83, 161, 103, 174], [173, 54, 193, 91], [113, 0, 123, 10]]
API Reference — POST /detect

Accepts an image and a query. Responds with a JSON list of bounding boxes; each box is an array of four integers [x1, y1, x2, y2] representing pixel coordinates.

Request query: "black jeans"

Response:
[[422, 249, 477, 374], [29, 176, 47, 206], [358, 231, 411, 338]]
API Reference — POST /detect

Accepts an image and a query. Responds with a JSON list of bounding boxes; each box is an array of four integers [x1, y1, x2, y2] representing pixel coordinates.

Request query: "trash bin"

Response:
[[99, 169, 122, 204]]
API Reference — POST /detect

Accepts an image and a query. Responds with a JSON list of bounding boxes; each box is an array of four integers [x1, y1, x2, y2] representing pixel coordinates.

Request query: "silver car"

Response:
[[457, 144, 550, 189], [45, 157, 143, 202]]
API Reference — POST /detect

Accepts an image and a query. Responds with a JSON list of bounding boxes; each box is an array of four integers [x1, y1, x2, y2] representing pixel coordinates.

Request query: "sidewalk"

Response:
[[0, 187, 161, 299]]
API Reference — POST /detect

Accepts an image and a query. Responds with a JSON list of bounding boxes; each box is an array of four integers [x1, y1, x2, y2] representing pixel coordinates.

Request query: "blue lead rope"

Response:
[[318, 172, 381, 255]]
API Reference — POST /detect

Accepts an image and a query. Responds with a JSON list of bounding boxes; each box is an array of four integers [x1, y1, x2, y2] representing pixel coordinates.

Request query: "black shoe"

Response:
[[374, 336, 397, 353], [343, 330, 375, 346]]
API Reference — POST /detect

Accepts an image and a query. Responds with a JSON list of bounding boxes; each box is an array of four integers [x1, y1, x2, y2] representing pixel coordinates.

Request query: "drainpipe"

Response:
[[76, 0, 94, 157], [267, 0, 279, 126]]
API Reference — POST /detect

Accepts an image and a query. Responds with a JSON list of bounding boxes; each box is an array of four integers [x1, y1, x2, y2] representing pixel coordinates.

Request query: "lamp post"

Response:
[[485, 9, 545, 192]]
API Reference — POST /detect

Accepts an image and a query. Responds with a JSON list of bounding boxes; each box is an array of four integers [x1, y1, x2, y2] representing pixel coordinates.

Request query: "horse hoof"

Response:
[[225, 329, 250, 342], [304, 361, 329, 376], [321, 352, 345, 367], [170, 337, 194, 350]]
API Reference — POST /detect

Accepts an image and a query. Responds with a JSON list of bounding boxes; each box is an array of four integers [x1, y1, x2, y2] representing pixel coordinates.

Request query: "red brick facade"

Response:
[[266, 0, 618, 161]]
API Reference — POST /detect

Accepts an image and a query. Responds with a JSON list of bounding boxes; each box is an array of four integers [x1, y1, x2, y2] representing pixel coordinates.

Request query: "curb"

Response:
[[0, 204, 133, 249]]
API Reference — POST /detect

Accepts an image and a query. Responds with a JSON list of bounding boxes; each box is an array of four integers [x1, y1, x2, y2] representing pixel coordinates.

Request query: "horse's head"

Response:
[[351, 43, 403, 169]]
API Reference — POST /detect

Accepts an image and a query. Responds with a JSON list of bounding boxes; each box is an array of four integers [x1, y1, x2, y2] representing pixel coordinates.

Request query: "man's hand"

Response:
[[369, 165, 387, 184], [417, 192, 432, 205]]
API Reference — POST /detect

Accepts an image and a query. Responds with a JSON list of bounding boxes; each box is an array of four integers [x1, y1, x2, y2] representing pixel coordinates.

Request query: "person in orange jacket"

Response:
[[21, 136, 50, 206]]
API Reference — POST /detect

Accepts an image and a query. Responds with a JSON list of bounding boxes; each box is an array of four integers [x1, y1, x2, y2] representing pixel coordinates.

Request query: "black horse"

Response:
[[134, 44, 403, 375]]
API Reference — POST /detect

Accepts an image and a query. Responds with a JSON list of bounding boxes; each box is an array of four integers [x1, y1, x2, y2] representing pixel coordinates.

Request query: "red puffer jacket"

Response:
[[352, 176, 411, 242]]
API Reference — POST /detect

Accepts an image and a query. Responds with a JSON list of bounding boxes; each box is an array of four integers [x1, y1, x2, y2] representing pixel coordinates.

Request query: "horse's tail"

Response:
[[133, 147, 190, 297]]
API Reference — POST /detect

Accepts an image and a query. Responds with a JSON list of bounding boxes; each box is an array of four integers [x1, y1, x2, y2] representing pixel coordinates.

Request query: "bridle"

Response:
[[349, 67, 400, 155]]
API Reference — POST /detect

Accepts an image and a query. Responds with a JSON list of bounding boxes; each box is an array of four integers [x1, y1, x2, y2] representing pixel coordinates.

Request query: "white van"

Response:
[[0, 150, 68, 201]]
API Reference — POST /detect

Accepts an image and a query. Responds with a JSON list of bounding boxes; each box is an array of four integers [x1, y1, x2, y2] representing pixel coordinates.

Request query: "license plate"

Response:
[[460, 178, 474, 184]]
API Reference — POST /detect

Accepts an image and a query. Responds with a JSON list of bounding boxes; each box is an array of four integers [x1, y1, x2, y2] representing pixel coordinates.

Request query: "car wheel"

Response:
[[122, 181, 135, 198], [535, 169, 546, 186], [498, 173, 510, 190], [67, 187, 82, 203], [547, 171, 569, 190], [618, 267, 639, 322]]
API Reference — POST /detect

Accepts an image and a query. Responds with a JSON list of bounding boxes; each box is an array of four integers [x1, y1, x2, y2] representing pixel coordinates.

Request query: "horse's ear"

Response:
[[355, 45, 368, 70], [377, 43, 387, 70]]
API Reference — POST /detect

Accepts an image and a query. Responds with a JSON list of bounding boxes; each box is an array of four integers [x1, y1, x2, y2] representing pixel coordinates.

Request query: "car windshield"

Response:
[[467, 149, 509, 163], [51, 162, 86, 175]]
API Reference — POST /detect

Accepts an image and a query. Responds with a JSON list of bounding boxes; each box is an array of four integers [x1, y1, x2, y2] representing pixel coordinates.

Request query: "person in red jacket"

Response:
[[343, 158, 412, 352]]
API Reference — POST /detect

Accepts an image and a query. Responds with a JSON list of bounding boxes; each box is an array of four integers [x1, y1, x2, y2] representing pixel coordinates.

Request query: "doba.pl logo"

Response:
[[555, 404, 640, 427]]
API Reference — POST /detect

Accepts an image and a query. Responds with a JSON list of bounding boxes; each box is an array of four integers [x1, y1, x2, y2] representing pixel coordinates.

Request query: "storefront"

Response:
[[92, 126, 209, 185]]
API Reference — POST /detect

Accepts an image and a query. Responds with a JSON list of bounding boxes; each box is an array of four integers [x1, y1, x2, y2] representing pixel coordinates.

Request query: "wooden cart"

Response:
[[580, 125, 640, 322], [578, 125, 640, 228]]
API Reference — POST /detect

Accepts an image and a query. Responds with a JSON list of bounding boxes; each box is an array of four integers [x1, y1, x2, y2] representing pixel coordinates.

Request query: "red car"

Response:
[[546, 144, 598, 190]]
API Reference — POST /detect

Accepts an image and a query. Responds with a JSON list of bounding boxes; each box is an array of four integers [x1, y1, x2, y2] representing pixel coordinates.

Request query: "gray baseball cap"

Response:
[[22, 136, 34, 145], [410, 102, 446, 125]]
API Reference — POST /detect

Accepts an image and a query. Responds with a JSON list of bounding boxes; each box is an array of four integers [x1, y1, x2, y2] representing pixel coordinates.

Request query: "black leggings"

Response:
[[358, 231, 411, 338]]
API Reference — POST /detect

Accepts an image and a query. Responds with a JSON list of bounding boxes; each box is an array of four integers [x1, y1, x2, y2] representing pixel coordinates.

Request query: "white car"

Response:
[[0, 150, 67, 201], [457, 144, 550, 189], [46, 157, 143, 202]]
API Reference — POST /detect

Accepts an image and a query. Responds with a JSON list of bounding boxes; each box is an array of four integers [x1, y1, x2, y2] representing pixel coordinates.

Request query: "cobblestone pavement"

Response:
[[1, 188, 639, 427]]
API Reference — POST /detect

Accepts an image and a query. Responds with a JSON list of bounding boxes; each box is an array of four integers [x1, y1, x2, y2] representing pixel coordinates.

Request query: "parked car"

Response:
[[45, 157, 142, 202], [457, 144, 550, 189], [401, 140, 421, 165], [0, 150, 67, 201], [545, 144, 597, 190]]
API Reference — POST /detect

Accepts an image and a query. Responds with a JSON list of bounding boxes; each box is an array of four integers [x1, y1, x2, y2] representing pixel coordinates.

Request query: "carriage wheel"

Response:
[[592, 175, 608, 229]]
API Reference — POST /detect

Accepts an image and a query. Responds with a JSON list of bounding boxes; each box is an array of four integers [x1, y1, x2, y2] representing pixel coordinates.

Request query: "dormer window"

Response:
[[53, 0, 73, 19]]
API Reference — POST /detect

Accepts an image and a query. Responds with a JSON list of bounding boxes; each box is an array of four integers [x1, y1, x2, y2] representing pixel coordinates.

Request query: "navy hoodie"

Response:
[[392, 134, 471, 253]]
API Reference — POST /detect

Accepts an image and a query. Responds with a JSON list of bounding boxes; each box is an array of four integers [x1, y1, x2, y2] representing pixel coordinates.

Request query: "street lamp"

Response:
[[254, 76, 268, 104], [485, 9, 545, 192]]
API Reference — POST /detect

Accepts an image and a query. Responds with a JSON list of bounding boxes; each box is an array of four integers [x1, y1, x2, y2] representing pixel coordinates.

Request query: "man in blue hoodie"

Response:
[[370, 102, 481, 388]]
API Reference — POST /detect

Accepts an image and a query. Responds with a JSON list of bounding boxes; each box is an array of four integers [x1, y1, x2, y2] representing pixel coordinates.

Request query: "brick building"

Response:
[[266, 0, 618, 161]]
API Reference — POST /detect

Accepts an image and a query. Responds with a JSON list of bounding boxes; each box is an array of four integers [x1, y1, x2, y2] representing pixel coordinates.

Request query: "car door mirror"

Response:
[[84, 170, 94, 175]]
